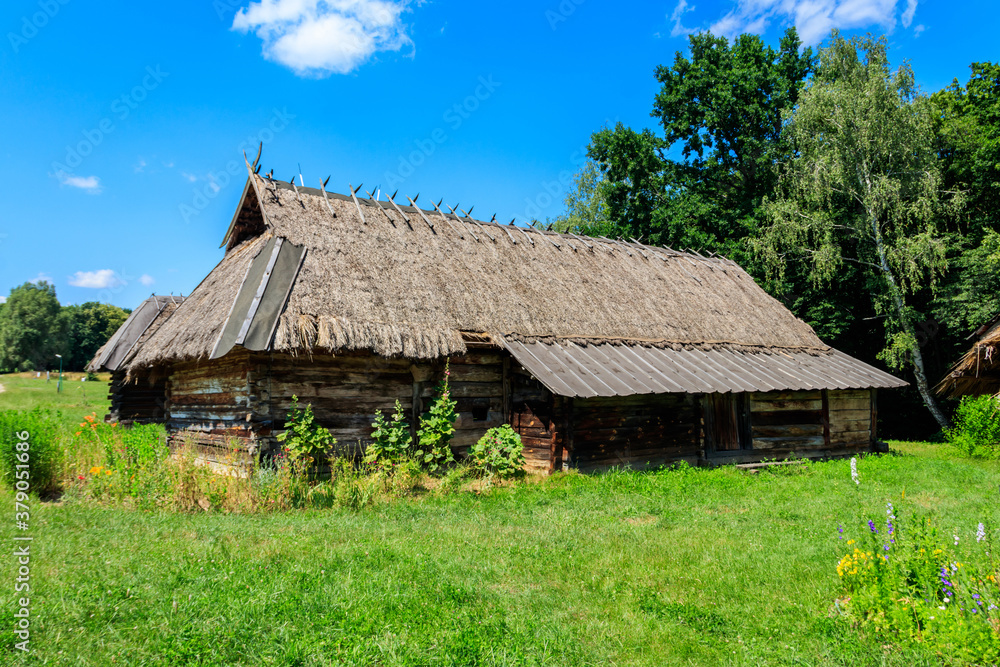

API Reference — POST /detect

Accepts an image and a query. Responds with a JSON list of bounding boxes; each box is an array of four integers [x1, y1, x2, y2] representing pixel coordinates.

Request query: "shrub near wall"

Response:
[[946, 395, 1000, 458], [0, 408, 63, 498]]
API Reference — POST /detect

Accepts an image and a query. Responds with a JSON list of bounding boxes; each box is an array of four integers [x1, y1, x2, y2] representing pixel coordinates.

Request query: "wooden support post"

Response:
[[821, 389, 831, 448], [502, 356, 511, 424]]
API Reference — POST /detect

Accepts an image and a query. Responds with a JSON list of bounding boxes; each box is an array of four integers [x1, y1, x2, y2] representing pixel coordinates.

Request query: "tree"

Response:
[[62, 302, 130, 371], [757, 33, 960, 430], [587, 28, 815, 266], [0, 282, 65, 372], [550, 159, 612, 236]]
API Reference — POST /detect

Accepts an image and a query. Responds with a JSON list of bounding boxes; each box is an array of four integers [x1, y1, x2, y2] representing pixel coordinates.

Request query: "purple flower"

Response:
[[868, 520, 878, 534]]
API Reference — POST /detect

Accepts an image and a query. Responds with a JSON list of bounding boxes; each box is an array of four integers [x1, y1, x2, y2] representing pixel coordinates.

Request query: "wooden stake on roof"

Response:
[[406, 194, 436, 233], [509, 219, 534, 245], [570, 232, 594, 249], [457, 205, 495, 242], [366, 187, 396, 226], [319, 176, 337, 218], [432, 198, 474, 241], [289, 175, 304, 207], [385, 190, 414, 230], [349, 183, 367, 225], [532, 225, 562, 249]]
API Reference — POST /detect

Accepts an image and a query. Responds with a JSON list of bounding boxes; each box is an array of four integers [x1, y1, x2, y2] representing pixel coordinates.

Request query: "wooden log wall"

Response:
[[250, 350, 506, 460], [509, 362, 561, 472], [571, 394, 701, 472], [167, 350, 255, 456], [106, 370, 169, 425], [828, 389, 875, 451]]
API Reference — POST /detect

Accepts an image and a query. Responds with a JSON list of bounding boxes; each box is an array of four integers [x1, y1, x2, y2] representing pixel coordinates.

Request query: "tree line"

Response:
[[554, 30, 1000, 437], [0, 281, 130, 373]]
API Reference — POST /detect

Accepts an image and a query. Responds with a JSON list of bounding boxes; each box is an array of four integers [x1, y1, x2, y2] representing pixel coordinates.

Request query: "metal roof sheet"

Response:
[[502, 340, 907, 398], [91, 296, 185, 372]]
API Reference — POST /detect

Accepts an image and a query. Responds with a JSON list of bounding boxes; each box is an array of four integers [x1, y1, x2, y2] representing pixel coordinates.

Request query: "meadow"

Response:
[[0, 374, 998, 666]]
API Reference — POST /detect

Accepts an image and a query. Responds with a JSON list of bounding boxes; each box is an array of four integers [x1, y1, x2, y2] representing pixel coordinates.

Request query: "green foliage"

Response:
[[836, 505, 999, 663], [62, 301, 130, 371], [365, 399, 412, 463], [0, 407, 63, 497], [415, 363, 457, 473], [470, 424, 525, 479], [757, 33, 957, 428], [0, 281, 65, 372], [586, 28, 814, 267], [946, 395, 1000, 458], [276, 395, 336, 468]]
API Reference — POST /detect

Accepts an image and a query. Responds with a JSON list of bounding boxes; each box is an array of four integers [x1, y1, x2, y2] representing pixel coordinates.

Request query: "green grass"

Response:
[[0, 373, 110, 426], [1, 442, 997, 665]]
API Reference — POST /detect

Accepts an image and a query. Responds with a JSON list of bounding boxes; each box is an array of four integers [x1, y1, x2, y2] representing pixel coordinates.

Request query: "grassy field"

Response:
[[0, 372, 110, 426], [1, 375, 997, 665]]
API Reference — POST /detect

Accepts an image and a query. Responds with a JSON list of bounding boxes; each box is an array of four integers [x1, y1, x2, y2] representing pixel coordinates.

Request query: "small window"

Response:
[[471, 400, 490, 422]]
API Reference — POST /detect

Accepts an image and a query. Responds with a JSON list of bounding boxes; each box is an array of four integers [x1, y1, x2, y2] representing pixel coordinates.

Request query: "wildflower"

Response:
[[838, 525, 844, 540], [77, 475, 85, 481], [868, 520, 878, 534], [850, 457, 859, 485], [977, 523, 986, 543], [954, 534, 960, 546]]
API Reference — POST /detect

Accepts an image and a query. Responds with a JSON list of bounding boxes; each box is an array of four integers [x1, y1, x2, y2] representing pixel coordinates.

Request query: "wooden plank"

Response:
[[751, 424, 824, 438], [828, 408, 871, 422], [830, 419, 871, 434], [751, 410, 824, 426], [831, 430, 870, 446], [827, 397, 872, 411], [752, 436, 825, 450], [750, 398, 822, 411], [750, 391, 822, 402]]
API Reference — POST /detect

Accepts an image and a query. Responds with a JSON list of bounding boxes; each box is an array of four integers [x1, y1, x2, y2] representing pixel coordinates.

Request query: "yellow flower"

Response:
[[847, 540, 855, 545], [105, 470, 112, 476], [89, 466, 101, 475]]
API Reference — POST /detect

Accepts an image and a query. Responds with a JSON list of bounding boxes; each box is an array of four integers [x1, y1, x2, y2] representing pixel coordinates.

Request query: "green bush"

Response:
[[365, 399, 412, 463], [470, 424, 525, 479], [946, 395, 1000, 458], [0, 408, 63, 497], [277, 395, 336, 468], [415, 363, 457, 473]]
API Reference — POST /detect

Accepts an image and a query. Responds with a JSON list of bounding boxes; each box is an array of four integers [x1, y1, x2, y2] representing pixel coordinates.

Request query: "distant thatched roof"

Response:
[[88, 295, 184, 373], [937, 316, 1000, 397], [127, 173, 904, 392]]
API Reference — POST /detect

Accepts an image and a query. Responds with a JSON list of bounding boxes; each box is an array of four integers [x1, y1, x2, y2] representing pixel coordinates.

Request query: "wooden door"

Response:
[[704, 393, 750, 452]]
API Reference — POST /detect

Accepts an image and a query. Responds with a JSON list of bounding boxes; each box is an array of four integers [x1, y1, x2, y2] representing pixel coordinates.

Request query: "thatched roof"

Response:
[[88, 295, 184, 373], [937, 315, 1000, 397], [126, 173, 904, 393]]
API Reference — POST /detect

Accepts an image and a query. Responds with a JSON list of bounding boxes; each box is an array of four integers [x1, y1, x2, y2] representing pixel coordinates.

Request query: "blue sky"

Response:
[[0, 0, 994, 309]]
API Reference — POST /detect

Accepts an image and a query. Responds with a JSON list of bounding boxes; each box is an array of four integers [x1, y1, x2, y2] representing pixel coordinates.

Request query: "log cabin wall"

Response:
[[167, 349, 255, 458], [106, 370, 169, 426], [570, 394, 702, 472], [509, 360, 562, 472], [248, 350, 507, 460]]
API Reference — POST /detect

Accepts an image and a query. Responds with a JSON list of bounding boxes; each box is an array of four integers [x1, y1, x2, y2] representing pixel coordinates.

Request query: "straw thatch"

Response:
[[937, 315, 1000, 397], [129, 174, 831, 370]]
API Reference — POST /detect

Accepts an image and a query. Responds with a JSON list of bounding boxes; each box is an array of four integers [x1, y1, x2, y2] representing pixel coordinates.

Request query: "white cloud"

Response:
[[56, 172, 102, 193], [913, 23, 925, 37], [670, 0, 696, 37], [0, 296, 6, 304], [139, 274, 156, 286], [232, 0, 416, 77], [181, 172, 198, 182], [134, 158, 147, 173], [68, 270, 124, 289], [702, 0, 913, 45]]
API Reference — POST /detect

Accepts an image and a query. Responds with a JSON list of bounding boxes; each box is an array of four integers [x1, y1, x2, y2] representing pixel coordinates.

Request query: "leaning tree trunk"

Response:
[[871, 218, 951, 431]]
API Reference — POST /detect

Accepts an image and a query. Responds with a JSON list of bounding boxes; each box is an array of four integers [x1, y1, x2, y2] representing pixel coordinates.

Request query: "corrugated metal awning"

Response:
[[502, 340, 907, 398], [91, 296, 184, 372]]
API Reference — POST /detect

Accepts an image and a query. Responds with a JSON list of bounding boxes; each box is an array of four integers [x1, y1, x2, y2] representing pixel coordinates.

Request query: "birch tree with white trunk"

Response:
[[758, 33, 961, 430]]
